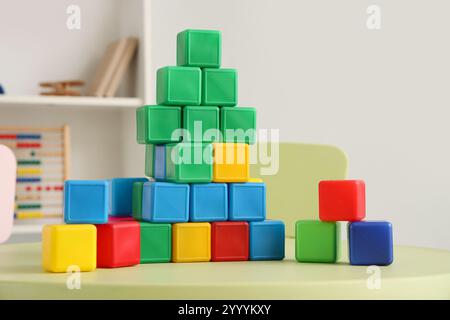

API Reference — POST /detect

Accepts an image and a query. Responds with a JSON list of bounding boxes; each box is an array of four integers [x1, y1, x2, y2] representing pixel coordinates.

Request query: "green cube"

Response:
[[165, 143, 213, 183], [156, 66, 201, 106], [177, 29, 221, 68], [221, 107, 256, 144], [202, 68, 237, 106], [295, 220, 340, 263], [132, 182, 145, 220], [140, 222, 172, 263], [136, 105, 181, 144], [183, 106, 220, 142]]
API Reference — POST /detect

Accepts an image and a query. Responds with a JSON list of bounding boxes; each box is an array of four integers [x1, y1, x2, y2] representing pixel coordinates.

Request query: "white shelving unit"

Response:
[[1, 0, 152, 241], [0, 95, 142, 109]]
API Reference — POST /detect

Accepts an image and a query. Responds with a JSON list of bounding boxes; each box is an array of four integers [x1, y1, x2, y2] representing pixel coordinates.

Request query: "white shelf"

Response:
[[0, 95, 142, 109]]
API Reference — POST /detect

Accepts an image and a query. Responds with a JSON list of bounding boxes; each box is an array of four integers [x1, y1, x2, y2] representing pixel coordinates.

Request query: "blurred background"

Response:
[[0, 0, 449, 250]]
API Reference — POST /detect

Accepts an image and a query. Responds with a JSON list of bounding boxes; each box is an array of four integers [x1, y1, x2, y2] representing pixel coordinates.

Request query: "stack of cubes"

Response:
[[41, 29, 285, 273], [135, 29, 285, 264], [295, 180, 394, 266]]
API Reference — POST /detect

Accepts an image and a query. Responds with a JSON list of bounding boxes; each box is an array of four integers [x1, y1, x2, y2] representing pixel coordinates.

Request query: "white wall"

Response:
[[138, 0, 450, 250]]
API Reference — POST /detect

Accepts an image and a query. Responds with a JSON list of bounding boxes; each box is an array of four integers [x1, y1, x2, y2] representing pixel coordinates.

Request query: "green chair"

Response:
[[251, 142, 348, 237]]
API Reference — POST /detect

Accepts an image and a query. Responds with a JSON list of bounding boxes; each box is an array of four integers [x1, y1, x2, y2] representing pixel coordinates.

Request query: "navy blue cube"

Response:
[[348, 221, 393, 266], [111, 177, 148, 217], [64, 180, 109, 224], [142, 181, 189, 223], [190, 183, 227, 222], [249, 220, 285, 260], [229, 182, 266, 221]]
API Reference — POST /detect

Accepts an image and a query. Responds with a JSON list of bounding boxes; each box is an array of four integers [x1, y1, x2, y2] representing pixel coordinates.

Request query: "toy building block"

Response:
[[136, 105, 182, 144], [202, 68, 237, 106], [96, 221, 140, 268], [211, 222, 249, 262], [145, 144, 166, 180], [213, 143, 249, 182], [109, 216, 134, 222], [190, 183, 227, 222], [319, 180, 366, 221], [141, 182, 189, 223], [221, 107, 256, 144], [132, 181, 145, 220], [177, 29, 221, 68], [111, 177, 148, 217], [42, 224, 96, 273], [229, 182, 266, 221], [156, 66, 201, 105], [165, 143, 213, 183], [183, 106, 220, 142], [348, 221, 393, 266], [248, 178, 263, 183], [172, 222, 211, 263], [64, 180, 109, 224], [249, 220, 285, 260], [140, 222, 172, 263], [295, 220, 340, 263]]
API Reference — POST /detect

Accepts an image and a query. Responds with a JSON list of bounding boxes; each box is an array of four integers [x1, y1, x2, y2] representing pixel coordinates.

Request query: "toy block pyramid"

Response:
[[42, 29, 285, 272]]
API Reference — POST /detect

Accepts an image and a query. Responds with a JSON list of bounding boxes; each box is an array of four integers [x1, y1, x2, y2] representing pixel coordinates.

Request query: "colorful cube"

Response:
[[141, 182, 189, 223], [42, 224, 96, 273], [172, 222, 211, 262], [202, 68, 237, 106], [229, 182, 266, 221], [111, 178, 148, 217], [136, 105, 182, 144], [132, 181, 145, 221], [249, 220, 285, 261], [348, 221, 393, 266], [177, 29, 221, 68], [211, 222, 249, 262], [165, 143, 213, 183], [319, 180, 366, 222], [183, 106, 220, 142], [190, 183, 227, 222], [140, 222, 172, 263], [213, 143, 249, 182], [221, 107, 256, 144], [295, 220, 340, 263], [156, 66, 201, 105], [64, 180, 109, 224], [145, 144, 166, 180], [96, 221, 140, 268]]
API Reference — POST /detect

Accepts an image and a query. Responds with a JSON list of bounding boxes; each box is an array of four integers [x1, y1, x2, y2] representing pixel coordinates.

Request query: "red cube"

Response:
[[96, 221, 140, 268], [108, 216, 134, 222], [319, 180, 366, 222], [211, 222, 249, 262]]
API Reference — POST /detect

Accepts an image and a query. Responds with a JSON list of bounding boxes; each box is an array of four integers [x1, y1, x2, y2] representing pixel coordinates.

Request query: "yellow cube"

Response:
[[213, 143, 249, 182], [42, 224, 96, 273], [172, 223, 211, 262], [248, 178, 263, 183]]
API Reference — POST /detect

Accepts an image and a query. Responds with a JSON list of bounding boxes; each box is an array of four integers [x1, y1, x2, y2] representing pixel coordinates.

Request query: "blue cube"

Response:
[[64, 180, 109, 224], [190, 183, 227, 222], [111, 177, 148, 217], [229, 182, 266, 221], [348, 221, 394, 266], [249, 220, 285, 260], [145, 144, 166, 180], [142, 182, 189, 223]]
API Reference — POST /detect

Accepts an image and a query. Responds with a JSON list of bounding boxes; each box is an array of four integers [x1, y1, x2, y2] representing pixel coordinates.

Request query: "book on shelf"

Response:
[[87, 37, 139, 97]]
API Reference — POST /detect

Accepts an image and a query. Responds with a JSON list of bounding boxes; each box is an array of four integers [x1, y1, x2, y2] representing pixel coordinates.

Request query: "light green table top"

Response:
[[0, 240, 449, 299]]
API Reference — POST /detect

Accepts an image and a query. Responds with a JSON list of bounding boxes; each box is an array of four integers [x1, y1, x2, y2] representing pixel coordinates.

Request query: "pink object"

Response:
[[0, 145, 16, 243]]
